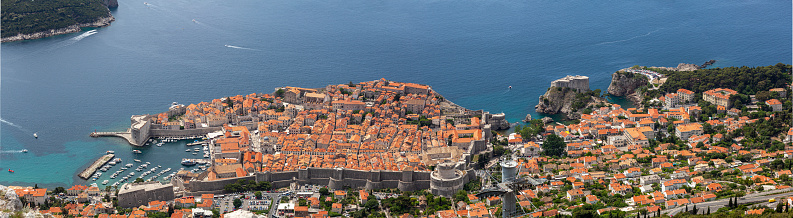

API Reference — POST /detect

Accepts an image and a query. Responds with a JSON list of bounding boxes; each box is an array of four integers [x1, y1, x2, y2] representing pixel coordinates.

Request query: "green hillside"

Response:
[[1, 0, 110, 38]]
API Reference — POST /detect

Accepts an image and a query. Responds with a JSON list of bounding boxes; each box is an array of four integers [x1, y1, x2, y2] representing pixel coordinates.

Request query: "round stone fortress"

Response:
[[430, 161, 471, 197]]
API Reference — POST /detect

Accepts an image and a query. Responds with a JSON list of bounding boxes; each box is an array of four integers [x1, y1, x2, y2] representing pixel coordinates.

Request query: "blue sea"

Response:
[[1, 0, 790, 188]]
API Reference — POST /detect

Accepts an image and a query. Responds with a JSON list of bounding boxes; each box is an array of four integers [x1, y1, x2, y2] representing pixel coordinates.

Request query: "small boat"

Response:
[[8, 169, 13, 173], [132, 150, 142, 154], [20, 149, 28, 153], [186, 149, 191, 152], [33, 132, 37, 138], [509, 86, 512, 89], [157, 143, 162, 147], [181, 159, 196, 166], [102, 180, 109, 185], [192, 152, 198, 155], [134, 159, 141, 162], [107, 150, 115, 154]]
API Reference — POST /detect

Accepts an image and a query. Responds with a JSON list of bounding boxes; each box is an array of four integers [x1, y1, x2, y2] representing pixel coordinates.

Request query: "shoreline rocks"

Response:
[[522, 114, 532, 123], [535, 86, 608, 120], [607, 71, 648, 97], [1, 14, 115, 43]]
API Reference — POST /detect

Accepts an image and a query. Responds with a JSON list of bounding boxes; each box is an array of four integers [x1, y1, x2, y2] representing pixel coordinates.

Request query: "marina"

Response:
[[72, 136, 213, 188]]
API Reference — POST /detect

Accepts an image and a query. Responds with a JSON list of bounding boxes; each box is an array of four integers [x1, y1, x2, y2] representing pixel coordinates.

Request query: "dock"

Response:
[[186, 141, 207, 146], [79, 154, 115, 180]]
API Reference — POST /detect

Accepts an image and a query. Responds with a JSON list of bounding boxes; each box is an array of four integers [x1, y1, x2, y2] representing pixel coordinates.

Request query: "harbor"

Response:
[[78, 154, 115, 180], [73, 137, 213, 188]]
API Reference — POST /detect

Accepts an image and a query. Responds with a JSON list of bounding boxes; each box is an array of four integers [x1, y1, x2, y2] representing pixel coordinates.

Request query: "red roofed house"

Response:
[[15, 188, 47, 205]]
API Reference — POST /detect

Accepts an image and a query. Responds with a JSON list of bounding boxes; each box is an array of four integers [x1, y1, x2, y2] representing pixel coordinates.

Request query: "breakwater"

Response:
[[78, 154, 114, 180]]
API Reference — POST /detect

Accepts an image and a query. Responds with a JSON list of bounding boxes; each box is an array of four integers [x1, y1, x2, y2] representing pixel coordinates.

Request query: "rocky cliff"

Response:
[[607, 71, 648, 97], [103, 0, 119, 8], [535, 87, 607, 120]]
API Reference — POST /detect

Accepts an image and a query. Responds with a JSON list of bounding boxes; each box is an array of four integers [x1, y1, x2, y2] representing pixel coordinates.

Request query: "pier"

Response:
[[79, 154, 115, 180], [186, 141, 207, 146], [90, 129, 141, 146]]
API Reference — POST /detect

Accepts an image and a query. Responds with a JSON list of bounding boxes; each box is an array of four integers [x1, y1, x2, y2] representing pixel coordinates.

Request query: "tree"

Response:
[[134, 178, 145, 183], [453, 190, 468, 204], [691, 204, 698, 215], [542, 134, 566, 157], [257, 181, 272, 191], [706, 206, 710, 215], [233, 198, 242, 208], [776, 202, 783, 213], [254, 191, 262, 200], [728, 197, 733, 208], [319, 187, 330, 196], [52, 187, 66, 195]]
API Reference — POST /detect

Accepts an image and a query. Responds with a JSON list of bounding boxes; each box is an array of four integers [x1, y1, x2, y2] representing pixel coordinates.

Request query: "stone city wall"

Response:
[[180, 167, 434, 194]]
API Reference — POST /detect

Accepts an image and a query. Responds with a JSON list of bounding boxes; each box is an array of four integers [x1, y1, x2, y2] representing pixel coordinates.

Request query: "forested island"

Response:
[[1, 0, 117, 42]]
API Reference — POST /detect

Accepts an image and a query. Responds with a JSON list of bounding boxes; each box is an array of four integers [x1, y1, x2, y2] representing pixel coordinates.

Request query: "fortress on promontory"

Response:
[[550, 75, 589, 92]]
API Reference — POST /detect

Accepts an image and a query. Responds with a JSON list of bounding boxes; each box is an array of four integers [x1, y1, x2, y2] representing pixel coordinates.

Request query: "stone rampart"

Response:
[[182, 168, 433, 193]]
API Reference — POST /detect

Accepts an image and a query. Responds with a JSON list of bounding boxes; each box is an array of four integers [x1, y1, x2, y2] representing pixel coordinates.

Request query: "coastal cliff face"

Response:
[[607, 71, 648, 97], [1, 15, 114, 43], [535, 87, 607, 120], [103, 0, 119, 8]]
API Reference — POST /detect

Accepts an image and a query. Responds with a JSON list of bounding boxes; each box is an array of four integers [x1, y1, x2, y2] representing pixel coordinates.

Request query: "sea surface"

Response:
[[1, 0, 790, 188]]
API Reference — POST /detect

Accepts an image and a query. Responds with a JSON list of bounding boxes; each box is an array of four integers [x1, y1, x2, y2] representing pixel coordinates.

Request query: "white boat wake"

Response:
[[598, 28, 663, 45], [0, 118, 28, 132], [224, 44, 258, 51], [71, 30, 98, 41], [0, 150, 26, 154]]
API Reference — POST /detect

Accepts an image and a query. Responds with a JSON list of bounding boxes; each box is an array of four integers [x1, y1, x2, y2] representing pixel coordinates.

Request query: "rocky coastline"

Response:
[[534, 87, 608, 120], [1, 13, 115, 43]]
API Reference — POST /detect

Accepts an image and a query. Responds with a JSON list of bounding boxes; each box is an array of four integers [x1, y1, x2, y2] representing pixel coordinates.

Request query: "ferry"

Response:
[[132, 150, 142, 154], [181, 159, 197, 166]]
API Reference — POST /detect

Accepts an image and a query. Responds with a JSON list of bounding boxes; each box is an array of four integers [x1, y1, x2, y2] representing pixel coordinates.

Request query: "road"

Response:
[[655, 188, 793, 216]]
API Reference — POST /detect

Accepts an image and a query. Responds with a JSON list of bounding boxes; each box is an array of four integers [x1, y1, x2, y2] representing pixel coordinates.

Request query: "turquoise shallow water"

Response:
[[1, 0, 790, 188]]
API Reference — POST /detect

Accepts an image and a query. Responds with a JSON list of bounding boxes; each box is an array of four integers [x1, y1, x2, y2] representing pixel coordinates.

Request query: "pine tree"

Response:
[[706, 206, 710, 215], [728, 197, 733, 208], [692, 205, 698, 215], [685, 205, 688, 212], [776, 202, 783, 213]]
